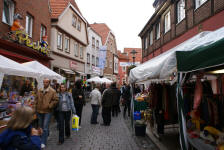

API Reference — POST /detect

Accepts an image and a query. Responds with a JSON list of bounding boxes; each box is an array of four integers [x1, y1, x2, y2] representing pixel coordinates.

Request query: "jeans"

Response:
[[58, 111, 71, 143], [124, 102, 131, 118], [37, 113, 52, 145], [91, 104, 100, 124]]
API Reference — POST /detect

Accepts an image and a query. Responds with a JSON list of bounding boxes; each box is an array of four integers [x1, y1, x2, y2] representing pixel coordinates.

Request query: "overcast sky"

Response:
[[75, 0, 154, 51]]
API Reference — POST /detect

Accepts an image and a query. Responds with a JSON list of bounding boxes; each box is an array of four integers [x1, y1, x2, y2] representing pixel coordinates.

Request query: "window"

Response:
[[72, 15, 77, 28], [80, 46, 83, 59], [96, 40, 99, 50], [26, 14, 33, 37], [150, 31, 153, 45], [92, 55, 95, 66], [74, 42, 79, 56], [164, 11, 171, 33], [144, 37, 148, 49], [177, 0, 185, 23], [2, 0, 14, 25], [77, 20, 81, 31], [156, 23, 160, 40], [92, 37, 95, 48], [87, 53, 90, 64], [195, 0, 207, 9], [64, 37, 70, 53], [96, 57, 99, 67], [57, 32, 62, 49], [122, 66, 126, 72], [40, 25, 46, 41]]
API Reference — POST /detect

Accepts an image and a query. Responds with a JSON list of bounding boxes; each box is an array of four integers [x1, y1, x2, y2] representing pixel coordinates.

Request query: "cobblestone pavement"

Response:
[[45, 102, 158, 150]]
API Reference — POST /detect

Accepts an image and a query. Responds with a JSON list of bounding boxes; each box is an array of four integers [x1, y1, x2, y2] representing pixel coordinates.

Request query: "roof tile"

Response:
[[50, 0, 81, 19], [90, 23, 111, 45]]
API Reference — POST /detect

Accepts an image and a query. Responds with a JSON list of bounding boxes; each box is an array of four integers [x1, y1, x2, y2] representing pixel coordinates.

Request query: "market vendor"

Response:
[[20, 80, 33, 96]]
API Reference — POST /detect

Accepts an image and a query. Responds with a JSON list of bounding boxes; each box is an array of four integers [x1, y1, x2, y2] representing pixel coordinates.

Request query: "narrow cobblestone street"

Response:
[[45, 102, 158, 150]]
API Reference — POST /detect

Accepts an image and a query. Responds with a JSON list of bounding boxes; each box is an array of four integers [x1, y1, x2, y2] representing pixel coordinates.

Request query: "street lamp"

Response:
[[130, 49, 137, 65]]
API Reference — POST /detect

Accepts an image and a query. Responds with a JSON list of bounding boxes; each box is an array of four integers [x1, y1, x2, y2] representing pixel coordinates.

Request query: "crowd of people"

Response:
[[0, 78, 133, 150]]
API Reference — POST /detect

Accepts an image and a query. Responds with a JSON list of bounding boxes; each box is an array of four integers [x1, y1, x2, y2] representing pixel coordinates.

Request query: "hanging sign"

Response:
[[14, 31, 50, 56]]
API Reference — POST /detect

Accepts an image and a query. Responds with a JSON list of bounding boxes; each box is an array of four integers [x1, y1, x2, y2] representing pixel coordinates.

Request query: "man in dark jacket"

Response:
[[101, 83, 113, 126], [122, 84, 131, 118], [111, 83, 121, 117]]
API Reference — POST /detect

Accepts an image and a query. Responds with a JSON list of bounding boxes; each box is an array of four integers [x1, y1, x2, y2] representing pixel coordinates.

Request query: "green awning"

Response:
[[176, 38, 224, 72]]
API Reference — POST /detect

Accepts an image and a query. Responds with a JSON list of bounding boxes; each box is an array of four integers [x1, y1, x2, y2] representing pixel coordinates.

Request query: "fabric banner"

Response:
[[98, 46, 107, 69]]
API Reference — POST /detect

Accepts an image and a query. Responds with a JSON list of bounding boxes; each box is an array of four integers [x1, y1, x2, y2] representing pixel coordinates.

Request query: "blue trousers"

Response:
[[37, 113, 52, 145], [91, 104, 100, 124]]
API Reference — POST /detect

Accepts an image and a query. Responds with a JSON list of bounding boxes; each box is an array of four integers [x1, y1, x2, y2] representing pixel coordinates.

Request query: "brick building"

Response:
[[0, 0, 52, 66], [140, 0, 224, 62], [117, 48, 142, 85], [90, 23, 118, 81], [118, 50, 129, 85]]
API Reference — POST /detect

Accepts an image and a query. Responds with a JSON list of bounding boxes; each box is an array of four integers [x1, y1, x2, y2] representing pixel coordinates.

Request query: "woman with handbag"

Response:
[[58, 83, 76, 145]]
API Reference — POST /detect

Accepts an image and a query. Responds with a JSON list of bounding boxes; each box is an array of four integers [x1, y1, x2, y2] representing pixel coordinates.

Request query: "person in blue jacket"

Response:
[[58, 83, 76, 145], [0, 106, 41, 150]]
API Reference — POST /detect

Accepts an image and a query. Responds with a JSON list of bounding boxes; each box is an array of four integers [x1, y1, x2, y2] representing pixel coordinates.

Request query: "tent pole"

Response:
[[177, 73, 188, 150]]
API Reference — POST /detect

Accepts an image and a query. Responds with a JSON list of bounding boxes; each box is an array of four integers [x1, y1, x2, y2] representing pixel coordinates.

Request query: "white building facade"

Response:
[[50, 2, 88, 82], [85, 27, 103, 78]]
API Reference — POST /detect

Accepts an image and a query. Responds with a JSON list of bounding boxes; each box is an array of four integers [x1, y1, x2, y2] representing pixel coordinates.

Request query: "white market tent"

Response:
[[0, 55, 41, 78], [86, 76, 103, 83], [101, 77, 113, 83], [129, 26, 224, 83], [0, 55, 41, 89], [22, 61, 64, 88]]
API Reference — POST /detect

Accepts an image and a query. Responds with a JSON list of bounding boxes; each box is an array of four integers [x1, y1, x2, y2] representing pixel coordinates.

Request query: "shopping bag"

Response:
[[72, 115, 79, 131]]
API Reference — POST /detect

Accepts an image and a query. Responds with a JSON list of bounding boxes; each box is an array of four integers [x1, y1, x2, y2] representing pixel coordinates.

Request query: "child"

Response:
[[0, 106, 41, 150]]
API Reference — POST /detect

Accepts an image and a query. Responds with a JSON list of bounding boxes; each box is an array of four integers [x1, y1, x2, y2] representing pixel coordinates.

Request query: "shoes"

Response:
[[41, 144, 46, 149], [91, 122, 99, 124], [57, 141, 64, 145], [65, 135, 71, 139], [100, 123, 110, 126]]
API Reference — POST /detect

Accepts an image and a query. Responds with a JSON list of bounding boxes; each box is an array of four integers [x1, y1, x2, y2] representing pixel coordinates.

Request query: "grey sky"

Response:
[[75, 0, 154, 51]]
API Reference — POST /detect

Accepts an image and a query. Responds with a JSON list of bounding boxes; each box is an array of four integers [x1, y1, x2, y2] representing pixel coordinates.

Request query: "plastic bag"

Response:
[[72, 115, 79, 131]]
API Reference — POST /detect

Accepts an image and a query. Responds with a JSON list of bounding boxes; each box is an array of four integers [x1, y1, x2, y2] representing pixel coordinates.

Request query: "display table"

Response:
[[187, 134, 216, 150]]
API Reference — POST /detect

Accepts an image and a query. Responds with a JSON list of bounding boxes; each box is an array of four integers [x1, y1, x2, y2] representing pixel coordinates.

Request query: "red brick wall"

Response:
[[194, 1, 212, 25], [141, 0, 224, 63], [0, 0, 51, 43], [124, 48, 142, 64]]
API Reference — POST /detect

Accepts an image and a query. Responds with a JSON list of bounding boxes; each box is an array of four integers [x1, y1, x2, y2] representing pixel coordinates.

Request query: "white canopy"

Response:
[[22, 61, 64, 88], [86, 76, 103, 83], [101, 77, 113, 83], [129, 26, 224, 83], [0, 55, 41, 78]]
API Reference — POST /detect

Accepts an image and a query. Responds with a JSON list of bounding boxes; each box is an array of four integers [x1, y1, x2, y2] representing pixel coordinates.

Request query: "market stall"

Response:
[[22, 61, 64, 89], [86, 76, 103, 83], [0, 55, 41, 133], [129, 26, 224, 150]]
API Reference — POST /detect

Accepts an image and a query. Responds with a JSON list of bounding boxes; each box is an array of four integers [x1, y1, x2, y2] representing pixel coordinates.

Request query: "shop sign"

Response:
[[120, 62, 140, 67], [70, 61, 77, 70], [13, 31, 50, 56]]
